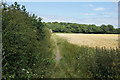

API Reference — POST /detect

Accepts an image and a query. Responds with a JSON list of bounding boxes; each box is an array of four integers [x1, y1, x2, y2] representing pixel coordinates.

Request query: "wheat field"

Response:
[[56, 33, 119, 49]]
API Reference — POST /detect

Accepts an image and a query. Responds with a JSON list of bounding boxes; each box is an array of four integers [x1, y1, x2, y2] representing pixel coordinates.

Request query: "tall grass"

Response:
[[55, 36, 120, 79]]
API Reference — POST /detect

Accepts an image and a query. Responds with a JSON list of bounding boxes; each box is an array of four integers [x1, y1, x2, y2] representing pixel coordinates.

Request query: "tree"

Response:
[[107, 24, 115, 33], [45, 22, 119, 34]]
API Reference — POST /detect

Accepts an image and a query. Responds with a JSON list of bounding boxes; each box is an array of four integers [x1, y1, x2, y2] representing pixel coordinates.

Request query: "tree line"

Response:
[[45, 22, 120, 34]]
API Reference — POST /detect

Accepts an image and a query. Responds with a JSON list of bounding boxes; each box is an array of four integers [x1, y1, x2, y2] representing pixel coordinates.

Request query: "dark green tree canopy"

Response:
[[45, 22, 120, 34]]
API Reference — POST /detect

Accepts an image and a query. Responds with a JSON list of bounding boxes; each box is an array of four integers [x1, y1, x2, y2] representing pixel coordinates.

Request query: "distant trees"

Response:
[[45, 22, 120, 34]]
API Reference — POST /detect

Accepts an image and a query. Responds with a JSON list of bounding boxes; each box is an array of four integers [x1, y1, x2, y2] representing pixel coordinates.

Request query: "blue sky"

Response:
[[8, 2, 118, 28]]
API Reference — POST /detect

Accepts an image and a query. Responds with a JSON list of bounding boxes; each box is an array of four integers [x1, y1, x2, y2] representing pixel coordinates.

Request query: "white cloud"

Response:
[[81, 17, 118, 28], [94, 7, 105, 11], [40, 15, 82, 23], [88, 4, 94, 7], [39, 15, 118, 28], [83, 13, 96, 16]]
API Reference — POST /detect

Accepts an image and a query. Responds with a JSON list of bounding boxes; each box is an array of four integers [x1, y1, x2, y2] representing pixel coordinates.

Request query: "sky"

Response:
[[8, 2, 118, 28], [6, 0, 120, 2]]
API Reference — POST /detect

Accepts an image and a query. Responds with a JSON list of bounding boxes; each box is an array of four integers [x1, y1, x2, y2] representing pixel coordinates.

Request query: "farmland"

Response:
[[56, 33, 119, 49], [51, 34, 120, 78], [2, 2, 120, 79]]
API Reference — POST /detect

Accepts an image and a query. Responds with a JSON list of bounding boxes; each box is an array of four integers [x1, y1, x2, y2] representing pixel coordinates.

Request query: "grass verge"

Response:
[[52, 34, 120, 78]]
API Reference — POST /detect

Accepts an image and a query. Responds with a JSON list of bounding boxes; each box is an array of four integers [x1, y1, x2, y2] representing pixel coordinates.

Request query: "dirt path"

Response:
[[51, 34, 72, 78], [52, 34, 62, 66], [55, 45, 61, 65], [50, 34, 64, 78]]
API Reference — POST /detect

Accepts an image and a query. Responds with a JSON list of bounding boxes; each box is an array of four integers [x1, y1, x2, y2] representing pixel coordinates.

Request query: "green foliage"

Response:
[[2, 2, 55, 79], [2, 2, 120, 79], [46, 22, 120, 34], [55, 37, 120, 78]]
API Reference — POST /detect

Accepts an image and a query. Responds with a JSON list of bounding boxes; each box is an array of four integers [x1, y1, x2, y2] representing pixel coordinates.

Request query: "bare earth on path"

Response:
[[55, 45, 61, 65], [56, 33, 119, 49], [51, 34, 62, 66]]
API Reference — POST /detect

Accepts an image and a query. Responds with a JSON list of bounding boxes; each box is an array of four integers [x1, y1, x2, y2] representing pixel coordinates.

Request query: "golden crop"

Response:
[[56, 33, 119, 49]]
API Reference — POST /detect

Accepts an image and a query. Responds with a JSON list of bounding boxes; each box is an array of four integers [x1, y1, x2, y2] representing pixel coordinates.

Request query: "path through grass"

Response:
[[50, 33, 120, 78], [50, 34, 66, 78]]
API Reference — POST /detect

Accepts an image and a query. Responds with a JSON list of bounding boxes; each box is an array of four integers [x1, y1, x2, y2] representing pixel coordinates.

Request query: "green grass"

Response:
[[51, 34, 120, 78]]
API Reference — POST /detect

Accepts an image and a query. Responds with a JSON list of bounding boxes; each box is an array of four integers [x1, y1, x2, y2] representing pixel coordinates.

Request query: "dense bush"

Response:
[[45, 22, 120, 34], [2, 2, 55, 79]]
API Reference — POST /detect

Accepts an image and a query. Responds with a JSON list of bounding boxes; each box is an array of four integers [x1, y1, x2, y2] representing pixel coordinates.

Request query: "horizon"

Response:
[[8, 2, 118, 28]]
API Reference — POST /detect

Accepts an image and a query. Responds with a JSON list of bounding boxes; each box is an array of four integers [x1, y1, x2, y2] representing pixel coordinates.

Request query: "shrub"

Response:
[[2, 2, 55, 79]]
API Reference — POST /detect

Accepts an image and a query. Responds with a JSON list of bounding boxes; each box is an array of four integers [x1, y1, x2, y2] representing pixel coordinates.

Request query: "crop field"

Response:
[[56, 33, 119, 49], [51, 34, 120, 78], [3, 2, 120, 79]]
